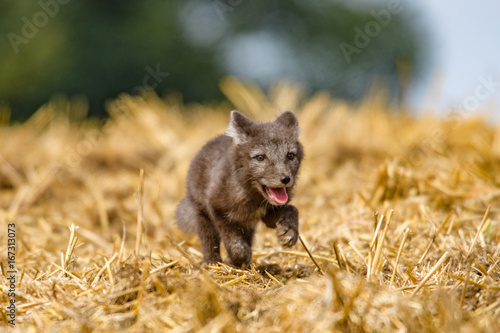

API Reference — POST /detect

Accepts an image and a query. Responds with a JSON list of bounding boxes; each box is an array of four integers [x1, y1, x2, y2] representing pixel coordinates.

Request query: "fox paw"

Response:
[[276, 222, 298, 247], [226, 242, 252, 269]]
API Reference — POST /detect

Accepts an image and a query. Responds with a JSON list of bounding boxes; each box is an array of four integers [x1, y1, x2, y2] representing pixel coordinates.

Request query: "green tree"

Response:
[[0, 0, 425, 120]]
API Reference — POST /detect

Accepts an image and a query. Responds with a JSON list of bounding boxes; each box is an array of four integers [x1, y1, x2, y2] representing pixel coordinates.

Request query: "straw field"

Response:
[[1, 79, 500, 332]]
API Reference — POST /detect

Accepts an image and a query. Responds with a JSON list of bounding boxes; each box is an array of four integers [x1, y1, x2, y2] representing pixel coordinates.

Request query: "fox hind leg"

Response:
[[196, 211, 222, 264], [176, 196, 222, 264]]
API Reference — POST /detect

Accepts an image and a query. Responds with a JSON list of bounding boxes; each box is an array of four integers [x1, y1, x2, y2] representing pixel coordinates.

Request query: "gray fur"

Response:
[[175, 110, 304, 268]]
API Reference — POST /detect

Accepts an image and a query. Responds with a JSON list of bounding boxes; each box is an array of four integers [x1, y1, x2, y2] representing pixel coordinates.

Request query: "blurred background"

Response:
[[0, 0, 498, 121]]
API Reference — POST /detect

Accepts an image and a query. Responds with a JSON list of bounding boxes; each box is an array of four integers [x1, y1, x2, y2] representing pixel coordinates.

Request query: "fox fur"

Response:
[[176, 110, 304, 268]]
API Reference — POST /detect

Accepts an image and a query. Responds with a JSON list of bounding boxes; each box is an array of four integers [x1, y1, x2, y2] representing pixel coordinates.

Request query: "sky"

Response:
[[411, 0, 500, 117]]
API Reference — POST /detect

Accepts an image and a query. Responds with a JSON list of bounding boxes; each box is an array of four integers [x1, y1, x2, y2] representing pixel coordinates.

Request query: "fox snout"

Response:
[[264, 174, 294, 188], [280, 175, 291, 185], [261, 174, 295, 205]]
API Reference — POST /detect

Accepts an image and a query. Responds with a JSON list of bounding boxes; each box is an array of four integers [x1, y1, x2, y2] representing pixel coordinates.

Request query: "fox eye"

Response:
[[287, 152, 295, 160], [255, 155, 265, 161]]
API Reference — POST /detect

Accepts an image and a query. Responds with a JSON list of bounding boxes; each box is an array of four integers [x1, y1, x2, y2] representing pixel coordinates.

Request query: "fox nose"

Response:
[[280, 176, 291, 185]]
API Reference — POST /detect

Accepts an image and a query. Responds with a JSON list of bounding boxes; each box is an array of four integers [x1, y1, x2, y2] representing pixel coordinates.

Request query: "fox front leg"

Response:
[[262, 205, 299, 247], [216, 217, 255, 268]]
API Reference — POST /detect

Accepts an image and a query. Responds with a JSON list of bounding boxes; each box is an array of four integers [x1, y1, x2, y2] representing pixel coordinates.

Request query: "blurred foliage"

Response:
[[0, 0, 426, 121]]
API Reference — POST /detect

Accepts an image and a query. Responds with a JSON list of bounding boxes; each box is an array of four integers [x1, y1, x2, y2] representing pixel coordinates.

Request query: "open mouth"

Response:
[[263, 186, 288, 205]]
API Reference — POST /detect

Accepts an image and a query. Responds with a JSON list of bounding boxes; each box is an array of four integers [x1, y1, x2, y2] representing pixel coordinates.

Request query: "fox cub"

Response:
[[176, 110, 303, 268]]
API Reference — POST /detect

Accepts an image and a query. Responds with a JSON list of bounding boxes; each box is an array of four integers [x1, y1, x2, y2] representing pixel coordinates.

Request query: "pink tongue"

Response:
[[267, 187, 288, 204]]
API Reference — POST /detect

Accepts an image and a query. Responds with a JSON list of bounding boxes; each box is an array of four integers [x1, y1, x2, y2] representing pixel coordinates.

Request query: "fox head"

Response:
[[226, 110, 304, 206]]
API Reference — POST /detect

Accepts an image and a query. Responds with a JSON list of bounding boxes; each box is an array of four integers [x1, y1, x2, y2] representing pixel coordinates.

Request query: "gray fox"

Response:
[[176, 110, 303, 268]]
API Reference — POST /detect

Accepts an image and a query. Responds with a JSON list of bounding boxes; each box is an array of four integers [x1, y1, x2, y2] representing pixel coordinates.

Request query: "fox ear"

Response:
[[226, 110, 254, 144], [276, 111, 300, 136]]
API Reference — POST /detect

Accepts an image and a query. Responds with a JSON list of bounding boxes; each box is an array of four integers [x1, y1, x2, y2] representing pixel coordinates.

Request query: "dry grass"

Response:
[[1, 79, 500, 332]]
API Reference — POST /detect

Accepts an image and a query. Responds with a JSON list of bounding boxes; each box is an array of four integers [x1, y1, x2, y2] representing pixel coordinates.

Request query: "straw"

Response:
[[1, 80, 500, 331]]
